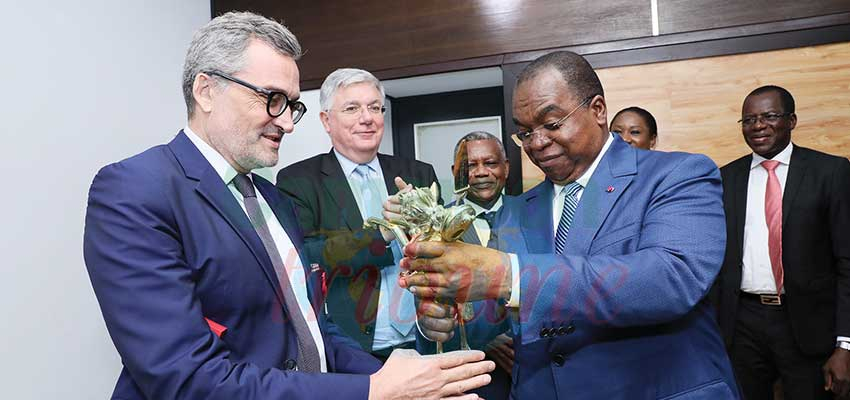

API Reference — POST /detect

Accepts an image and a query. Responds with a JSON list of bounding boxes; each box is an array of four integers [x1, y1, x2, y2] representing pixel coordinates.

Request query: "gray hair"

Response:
[[453, 131, 506, 161], [182, 11, 302, 119], [319, 68, 385, 111]]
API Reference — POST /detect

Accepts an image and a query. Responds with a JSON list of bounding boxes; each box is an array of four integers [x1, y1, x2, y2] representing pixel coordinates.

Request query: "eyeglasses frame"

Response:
[[204, 71, 307, 123], [511, 95, 596, 147]]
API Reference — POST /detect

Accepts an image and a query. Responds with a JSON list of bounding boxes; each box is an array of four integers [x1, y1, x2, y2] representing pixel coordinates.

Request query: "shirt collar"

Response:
[[553, 133, 614, 196], [184, 126, 240, 185], [333, 148, 382, 179], [750, 142, 794, 170], [465, 195, 503, 215]]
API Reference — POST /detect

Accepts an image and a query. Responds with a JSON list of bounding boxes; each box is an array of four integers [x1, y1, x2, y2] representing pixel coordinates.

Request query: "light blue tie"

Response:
[[554, 182, 582, 254], [354, 165, 382, 219], [353, 165, 415, 336]]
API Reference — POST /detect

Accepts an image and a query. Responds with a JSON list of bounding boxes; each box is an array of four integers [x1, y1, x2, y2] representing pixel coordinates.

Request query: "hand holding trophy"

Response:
[[365, 178, 476, 353]]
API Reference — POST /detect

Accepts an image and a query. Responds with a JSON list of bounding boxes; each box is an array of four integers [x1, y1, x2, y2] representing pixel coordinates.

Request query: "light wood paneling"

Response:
[[521, 42, 850, 191]]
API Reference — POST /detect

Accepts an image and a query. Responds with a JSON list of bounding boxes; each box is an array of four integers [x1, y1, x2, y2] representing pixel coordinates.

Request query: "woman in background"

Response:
[[610, 106, 658, 150]]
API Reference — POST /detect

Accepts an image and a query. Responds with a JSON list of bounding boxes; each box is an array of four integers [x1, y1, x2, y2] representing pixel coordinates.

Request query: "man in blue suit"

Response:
[[83, 11, 491, 400], [400, 51, 739, 399]]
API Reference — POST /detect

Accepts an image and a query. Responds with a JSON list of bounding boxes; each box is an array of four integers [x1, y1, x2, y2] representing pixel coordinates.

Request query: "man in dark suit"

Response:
[[401, 50, 739, 399], [83, 12, 491, 399], [418, 131, 513, 399], [713, 85, 850, 400], [276, 68, 440, 359]]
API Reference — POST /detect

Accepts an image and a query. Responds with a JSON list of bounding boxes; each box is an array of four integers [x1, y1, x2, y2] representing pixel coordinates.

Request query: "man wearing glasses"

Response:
[[277, 68, 441, 361], [713, 85, 850, 400], [84, 12, 492, 399], [397, 51, 739, 399]]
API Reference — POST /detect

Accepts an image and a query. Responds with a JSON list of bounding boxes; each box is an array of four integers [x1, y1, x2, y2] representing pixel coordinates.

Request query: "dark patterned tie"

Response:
[[233, 174, 321, 372], [554, 182, 583, 255], [477, 211, 499, 249]]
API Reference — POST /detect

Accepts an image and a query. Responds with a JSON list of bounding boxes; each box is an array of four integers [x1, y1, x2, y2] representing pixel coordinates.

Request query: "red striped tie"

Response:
[[761, 160, 784, 294]]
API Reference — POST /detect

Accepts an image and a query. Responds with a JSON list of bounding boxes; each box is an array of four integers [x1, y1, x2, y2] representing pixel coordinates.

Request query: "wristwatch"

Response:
[[837, 341, 850, 351]]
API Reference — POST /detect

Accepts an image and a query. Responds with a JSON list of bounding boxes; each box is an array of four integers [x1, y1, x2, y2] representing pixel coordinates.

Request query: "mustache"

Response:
[[260, 127, 286, 137]]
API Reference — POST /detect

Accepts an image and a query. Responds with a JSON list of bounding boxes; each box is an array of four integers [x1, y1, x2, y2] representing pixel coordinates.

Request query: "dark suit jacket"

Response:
[[498, 137, 738, 399], [713, 145, 850, 355], [276, 150, 439, 352], [83, 132, 381, 400]]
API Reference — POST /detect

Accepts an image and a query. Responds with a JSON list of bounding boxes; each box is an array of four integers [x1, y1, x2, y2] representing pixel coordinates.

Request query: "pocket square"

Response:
[[204, 317, 228, 338]]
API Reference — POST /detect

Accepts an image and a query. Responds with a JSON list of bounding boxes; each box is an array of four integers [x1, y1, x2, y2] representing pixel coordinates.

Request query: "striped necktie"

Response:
[[554, 182, 583, 254]]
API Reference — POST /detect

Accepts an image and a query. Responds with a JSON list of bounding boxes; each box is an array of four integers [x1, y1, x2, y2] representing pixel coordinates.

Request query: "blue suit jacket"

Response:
[[83, 131, 381, 399], [497, 136, 739, 399]]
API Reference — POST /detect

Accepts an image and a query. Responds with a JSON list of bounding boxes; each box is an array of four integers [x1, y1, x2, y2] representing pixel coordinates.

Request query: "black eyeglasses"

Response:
[[205, 71, 307, 123], [737, 112, 791, 127], [511, 95, 595, 146]]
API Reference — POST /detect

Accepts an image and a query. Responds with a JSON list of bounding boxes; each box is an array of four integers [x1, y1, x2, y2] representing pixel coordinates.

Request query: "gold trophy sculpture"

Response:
[[363, 182, 476, 353]]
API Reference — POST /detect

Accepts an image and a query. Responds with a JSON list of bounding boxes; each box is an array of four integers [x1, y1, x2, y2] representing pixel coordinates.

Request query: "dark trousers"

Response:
[[370, 340, 417, 363], [730, 295, 831, 400]]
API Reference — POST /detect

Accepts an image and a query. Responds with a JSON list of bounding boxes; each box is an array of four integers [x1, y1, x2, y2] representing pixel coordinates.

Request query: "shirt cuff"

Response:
[[837, 336, 850, 344], [506, 253, 520, 308]]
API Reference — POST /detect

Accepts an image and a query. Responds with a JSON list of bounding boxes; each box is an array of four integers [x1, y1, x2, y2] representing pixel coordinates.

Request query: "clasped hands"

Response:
[[381, 178, 513, 342]]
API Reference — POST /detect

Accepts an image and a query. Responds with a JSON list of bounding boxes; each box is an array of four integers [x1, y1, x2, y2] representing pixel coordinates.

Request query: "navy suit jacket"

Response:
[[83, 132, 381, 399], [497, 136, 739, 399]]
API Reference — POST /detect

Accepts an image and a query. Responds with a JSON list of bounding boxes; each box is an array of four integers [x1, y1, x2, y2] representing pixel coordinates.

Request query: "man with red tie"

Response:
[[713, 85, 850, 399]]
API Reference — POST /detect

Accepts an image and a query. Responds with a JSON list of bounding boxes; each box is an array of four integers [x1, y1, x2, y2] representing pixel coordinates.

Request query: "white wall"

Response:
[[0, 1, 210, 398]]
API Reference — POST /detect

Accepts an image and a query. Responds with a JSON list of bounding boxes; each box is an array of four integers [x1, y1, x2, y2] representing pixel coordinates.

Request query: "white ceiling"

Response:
[[382, 66, 503, 98]]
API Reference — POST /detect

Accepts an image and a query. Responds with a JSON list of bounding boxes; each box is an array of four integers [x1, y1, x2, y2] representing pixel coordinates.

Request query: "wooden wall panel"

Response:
[[520, 42, 850, 191], [658, 0, 850, 35], [214, 0, 650, 85]]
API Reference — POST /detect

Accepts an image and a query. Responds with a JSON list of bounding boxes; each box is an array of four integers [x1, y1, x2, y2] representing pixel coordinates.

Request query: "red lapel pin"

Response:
[[606, 186, 615, 193]]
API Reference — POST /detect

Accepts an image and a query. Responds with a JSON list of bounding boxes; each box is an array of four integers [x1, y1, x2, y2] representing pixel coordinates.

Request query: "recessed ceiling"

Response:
[[382, 67, 503, 98]]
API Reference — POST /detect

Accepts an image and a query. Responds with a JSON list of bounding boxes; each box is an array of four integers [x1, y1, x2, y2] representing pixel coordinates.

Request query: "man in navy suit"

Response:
[[83, 11, 491, 400], [398, 51, 739, 399]]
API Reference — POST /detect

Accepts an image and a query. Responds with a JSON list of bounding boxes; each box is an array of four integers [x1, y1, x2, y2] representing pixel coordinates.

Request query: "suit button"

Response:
[[363, 326, 373, 335], [565, 324, 575, 334], [284, 359, 297, 370], [552, 353, 566, 366], [540, 328, 550, 338], [557, 326, 567, 336]]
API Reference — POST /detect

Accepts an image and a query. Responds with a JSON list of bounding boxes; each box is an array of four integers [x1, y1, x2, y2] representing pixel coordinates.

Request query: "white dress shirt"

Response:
[[185, 127, 327, 372], [740, 142, 793, 294], [466, 196, 504, 245], [507, 133, 614, 308]]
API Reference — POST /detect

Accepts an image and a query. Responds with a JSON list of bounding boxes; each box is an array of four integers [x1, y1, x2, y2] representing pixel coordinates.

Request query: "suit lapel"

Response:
[[521, 183, 555, 253], [320, 151, 362, 230], [782, 146, 808, 227], [378, 154, 403, 195], [169, 132, 286, 306], [566, 138, 635, 255], [454, 199, 483, 246], [731, 157, 751, 263]]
